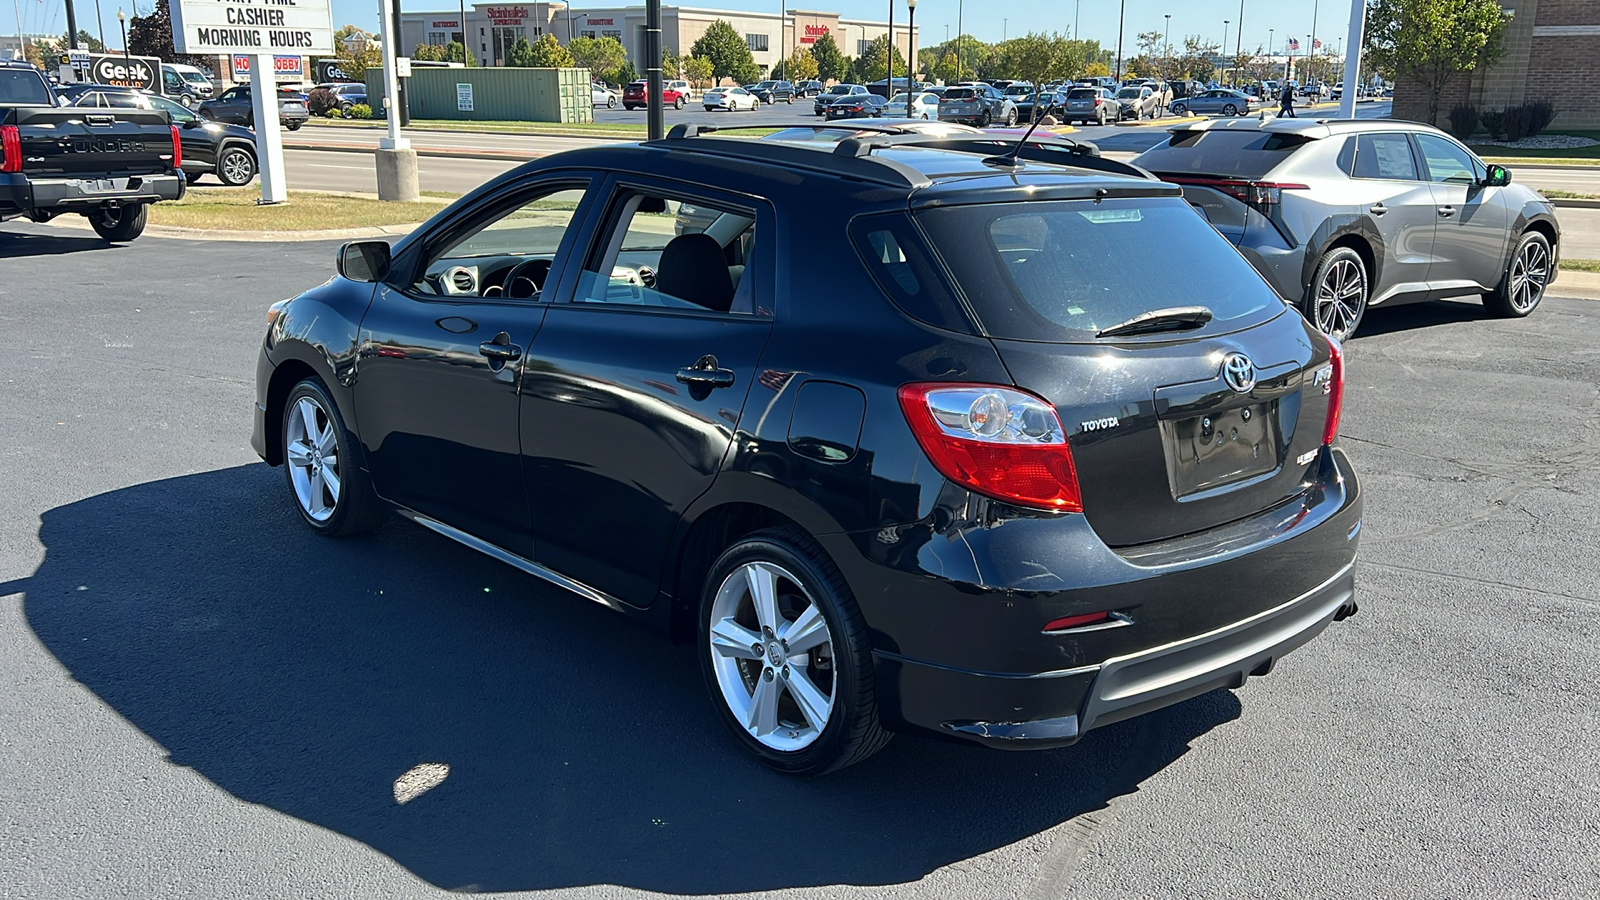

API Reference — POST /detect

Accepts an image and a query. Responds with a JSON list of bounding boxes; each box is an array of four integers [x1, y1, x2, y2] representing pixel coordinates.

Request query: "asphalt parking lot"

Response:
[[1, 226, 1596, 898]]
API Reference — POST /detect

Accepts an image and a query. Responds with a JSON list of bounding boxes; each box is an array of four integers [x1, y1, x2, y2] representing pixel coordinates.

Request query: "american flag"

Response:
[[1313, 38, 1323, 49], [1287, 38, 1300, 50]]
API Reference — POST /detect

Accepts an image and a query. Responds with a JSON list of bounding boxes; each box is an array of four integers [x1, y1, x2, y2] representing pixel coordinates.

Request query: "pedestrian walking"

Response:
[[1279, 83, 1296, 118]]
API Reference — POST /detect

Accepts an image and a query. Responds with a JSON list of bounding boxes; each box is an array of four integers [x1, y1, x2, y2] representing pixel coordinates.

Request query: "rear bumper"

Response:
[[0, 172, 184, 214], [824, 445, 1363, 749]]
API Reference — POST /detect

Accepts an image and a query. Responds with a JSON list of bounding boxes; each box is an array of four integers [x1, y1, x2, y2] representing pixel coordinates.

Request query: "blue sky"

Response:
[[39, 0, 1361, 57]]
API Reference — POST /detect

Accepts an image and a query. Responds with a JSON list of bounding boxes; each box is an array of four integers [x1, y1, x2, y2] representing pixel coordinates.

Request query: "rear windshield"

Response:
[[1137, 130, 1315, 179], [0, 68, 52, 106], [943, 88, 977, 100], [1067, 88, 1097, 98], [915, 198, 1284, 342]]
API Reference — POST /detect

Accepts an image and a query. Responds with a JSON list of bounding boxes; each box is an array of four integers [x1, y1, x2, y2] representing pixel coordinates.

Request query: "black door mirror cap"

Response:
[[1483, 164, 1512, 187], [338, 240, 392, 283]]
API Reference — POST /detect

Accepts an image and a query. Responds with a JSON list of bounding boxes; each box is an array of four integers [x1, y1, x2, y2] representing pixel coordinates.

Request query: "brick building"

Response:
[[1393, 0, 1599, 128]]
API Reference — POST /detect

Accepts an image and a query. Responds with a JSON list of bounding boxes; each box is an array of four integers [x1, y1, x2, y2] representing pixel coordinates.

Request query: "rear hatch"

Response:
[[940, 88, 983, 116], [1064, 89, 1100, 112], [278, 90, 307, 117], [912, 195, 1335, 547], [7, 106, 175, 177], [1135, 128, 1318, 248]]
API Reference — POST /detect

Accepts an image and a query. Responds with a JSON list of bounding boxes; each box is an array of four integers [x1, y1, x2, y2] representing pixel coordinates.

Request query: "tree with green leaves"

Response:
[[1365, 0, 1508, 125], [995, 32, 1077, 88], [445, 41, 476, 66], [334, 25, 383, 80], [691, 20, 759, 85], [850, 34, 908, 85], [570, 36, 628, 84], [809, 32, 847, 83], [1176, 35, 1219, 82], [509, 33, 576, 68], [783, 45, 819, 82], [663, 47, 681, 80], [127, 0, 211, 67], [683, 55, 714, 88], [60, 29, 105, 53]]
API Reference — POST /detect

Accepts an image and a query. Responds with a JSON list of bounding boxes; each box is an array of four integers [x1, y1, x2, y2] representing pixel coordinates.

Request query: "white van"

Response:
[[160, 63, 216, 106]]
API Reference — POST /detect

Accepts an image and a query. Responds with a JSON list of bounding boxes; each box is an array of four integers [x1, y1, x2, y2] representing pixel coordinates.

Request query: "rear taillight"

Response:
[[169, 124, 182, 169], [1320, 337, 1345, 445], [0, 124, 20, 174], [898, 383, 1083, 512], [1165, 177, 1308, 214]]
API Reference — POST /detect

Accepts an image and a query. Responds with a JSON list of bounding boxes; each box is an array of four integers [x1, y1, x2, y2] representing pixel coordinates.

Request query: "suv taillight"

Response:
[[898, 383, 1082, 512], [0, 125, 20, 174], [1320, 338, 1345, 446], [1164, 177, 1308, 214], [169, 125, 182, 168]]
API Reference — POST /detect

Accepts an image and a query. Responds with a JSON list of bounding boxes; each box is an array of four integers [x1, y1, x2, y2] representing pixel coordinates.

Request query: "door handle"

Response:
[[1437, 206, 1456, 218], [676, 354, 736, 389], [478, 339, 522, 362], [1369, 203, 1387, 216]]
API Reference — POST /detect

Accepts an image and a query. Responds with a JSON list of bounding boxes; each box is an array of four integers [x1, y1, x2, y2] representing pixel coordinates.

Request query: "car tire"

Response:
[[979, 109, 992, 127], [705, 106, 715, 112], [198, 108, 215, 121], [624, 104, 636, 110], [280, 378, 385, 537], [674, 97, 685, 110], [1223, 103, 1238, 116], [787, 95, 794, 104], [88, 203, 148, 242], [1005, 107, 1017, 126], [1485, 231, 1553, 318], [1172, 102, 1187, 116], [217, 146, 258, 186], [286, 121, 303, 131], [179, 93, 194, 107], [751, 99, 760, 111], [698, 526, 891, 775], [1304, 247, 1369, 342], [607, 96, 616, 108], [340, 101, 353, 116]]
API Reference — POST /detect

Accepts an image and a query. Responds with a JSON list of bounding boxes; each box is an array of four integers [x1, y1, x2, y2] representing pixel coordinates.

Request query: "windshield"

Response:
[[0, 68, 52, 106], [826, 86, 852, 95], [1116, 88, 1141, 98], [915, 198, 1283, 342], [889, 93, 912, 103], [182, 71, 211, 84], [754, 82, 774, 90]]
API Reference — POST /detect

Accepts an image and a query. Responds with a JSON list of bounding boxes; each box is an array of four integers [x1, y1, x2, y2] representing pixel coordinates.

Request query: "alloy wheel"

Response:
[[708, 561, 836, 752], [1316, 256, 1367, 341], [1509, 238, 1549, 312], [220, 149, 254, 185], [284, 396, 341, 522]]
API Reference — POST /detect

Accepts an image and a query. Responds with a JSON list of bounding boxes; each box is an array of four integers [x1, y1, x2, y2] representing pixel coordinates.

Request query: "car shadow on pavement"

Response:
[[1354, 298, 1492, 338], [0, 228, 115, 258], [21, 465, 1241, 894]]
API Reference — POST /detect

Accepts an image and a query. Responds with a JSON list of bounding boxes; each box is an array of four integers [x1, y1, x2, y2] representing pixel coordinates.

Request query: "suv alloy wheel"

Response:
[[1307, 247, 1368, 342], [1486, 231, 1551, 318]]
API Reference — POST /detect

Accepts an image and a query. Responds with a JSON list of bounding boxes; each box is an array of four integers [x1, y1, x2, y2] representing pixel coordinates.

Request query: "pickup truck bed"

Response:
[[2, 62, 185, 242]]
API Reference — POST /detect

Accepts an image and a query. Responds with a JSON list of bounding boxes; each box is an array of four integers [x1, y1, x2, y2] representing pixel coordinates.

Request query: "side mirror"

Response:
[[338, 240, 392, 283], [181, 117, 202, 128], [1484, 164, 1512, 187]]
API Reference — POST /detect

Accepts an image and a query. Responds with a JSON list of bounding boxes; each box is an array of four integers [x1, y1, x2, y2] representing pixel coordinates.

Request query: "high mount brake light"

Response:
[[0, 125, 21, 174], [169, 125, 182, 168], [1320, 337, 1345, 446], [898, 383, 1083, 512]]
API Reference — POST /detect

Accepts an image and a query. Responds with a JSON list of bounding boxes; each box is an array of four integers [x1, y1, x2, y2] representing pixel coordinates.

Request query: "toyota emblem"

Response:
[[1222, 353, 1256, 393]]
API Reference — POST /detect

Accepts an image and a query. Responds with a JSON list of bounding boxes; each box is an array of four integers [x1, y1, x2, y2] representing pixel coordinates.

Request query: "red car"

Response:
[[622, 80, 691, 110]]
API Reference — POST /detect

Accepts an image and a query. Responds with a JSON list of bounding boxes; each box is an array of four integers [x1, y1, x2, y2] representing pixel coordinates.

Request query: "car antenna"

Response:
[[983, 90, 1055, 169]]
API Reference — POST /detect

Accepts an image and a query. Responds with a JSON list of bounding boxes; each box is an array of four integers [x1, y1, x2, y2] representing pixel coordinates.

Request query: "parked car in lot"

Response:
[[591, 83, 618, 107], [747, 80, 795, 104], [1, 60, 184, 241], [1136, 117, 1561, 340], [759, 119, 982, 144], [198, 84, 310, 130], [1061, 86, 1117, 125], [158, 62, 216, 107], [252, 126, 1362, 775], [703, 85, 760, 111], [794, 80, 824, 98], [1114, 84, 1161, 120], [623, 80, 692, 110], [312, 82, 368, 115], [939, 83, 1017, 126], [882, 91, 940, 119], [1169, 88, 1261, 117], [824, 92, 888, 119], [814, 83, 869, 116], [62, 85, 259, 186]]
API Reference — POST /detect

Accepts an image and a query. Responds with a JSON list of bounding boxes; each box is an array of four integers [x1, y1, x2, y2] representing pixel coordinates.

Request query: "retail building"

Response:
[[399, 4, 917, 78]]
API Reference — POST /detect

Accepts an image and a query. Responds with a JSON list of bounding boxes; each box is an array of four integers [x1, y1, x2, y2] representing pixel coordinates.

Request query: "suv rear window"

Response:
[[1137, 130, 1315, 179], [0, 68, 52, 106], [943, 88, 977, 100], [915, 198, 1284, 342], [1067, 88, 1097, 98]]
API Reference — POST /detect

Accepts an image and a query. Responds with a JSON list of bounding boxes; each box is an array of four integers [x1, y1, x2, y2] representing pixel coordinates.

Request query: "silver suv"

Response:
[[1135, 117, 1561, 340]]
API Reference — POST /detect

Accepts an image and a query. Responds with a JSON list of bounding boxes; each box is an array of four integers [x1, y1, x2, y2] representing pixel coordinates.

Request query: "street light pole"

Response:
[[1115, 0, 1125, 83], [887, 0, 893, 98], [116, 8, 129, 69], [1164, 14, 1171, 78], [93, 0, 106, 51], [956, 0, 962, 81], [1236, 0, 1245, 60], [907, 0, 917, 97]]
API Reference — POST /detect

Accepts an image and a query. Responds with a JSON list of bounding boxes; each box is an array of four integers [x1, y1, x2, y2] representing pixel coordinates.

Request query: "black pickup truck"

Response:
[[1, 60, 185, 242]]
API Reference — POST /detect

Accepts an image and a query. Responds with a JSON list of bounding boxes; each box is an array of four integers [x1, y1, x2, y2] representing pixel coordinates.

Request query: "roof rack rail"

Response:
[[649, 126, 931, 188], [833, 132, 1154, 181]]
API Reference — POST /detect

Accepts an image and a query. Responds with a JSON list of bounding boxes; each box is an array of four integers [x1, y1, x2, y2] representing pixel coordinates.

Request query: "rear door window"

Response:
[[916, 198, 1284, 342], [1348, 133, 1420, 180]]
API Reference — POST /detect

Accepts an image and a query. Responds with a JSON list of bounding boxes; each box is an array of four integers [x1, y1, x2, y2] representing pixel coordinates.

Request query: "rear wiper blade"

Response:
[[1096, 306, 1214, 338]]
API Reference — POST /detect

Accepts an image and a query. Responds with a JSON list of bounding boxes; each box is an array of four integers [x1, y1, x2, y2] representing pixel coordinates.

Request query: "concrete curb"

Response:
[[1116, 115, 1203, 128], [285, 141, 549, 162], [1552, 198, 1600, 209], [43, 214, 422, 243], [1552, 269, 1600, 300], [301, 121, 643, 142]]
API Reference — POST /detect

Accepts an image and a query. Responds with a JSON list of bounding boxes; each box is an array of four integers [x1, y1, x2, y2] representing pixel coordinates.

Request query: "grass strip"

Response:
[[149, 187, 449, 231], [1539, 190, 1598, 199], [307, 117, 648, 138], [1562, 259, 1600, 274]]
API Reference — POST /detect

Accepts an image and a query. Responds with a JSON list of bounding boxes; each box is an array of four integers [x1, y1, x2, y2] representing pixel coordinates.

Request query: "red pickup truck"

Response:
[[622, 80, 692, 110]]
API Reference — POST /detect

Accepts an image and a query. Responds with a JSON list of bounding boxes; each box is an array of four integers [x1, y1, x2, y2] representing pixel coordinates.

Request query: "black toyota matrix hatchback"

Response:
[[252, 128, 1362, 774]]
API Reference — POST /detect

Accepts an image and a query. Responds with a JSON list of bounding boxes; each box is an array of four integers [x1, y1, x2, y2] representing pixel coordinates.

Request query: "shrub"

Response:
[[323, 107, 343, 118], [348, 103, 373, 119], [1527, 100, 1556, 137], [1447, 104, 1479, 141], [1501, 104, 1533, 142], [1479, 107, 1505, 139], [307, 87, 339, 116]]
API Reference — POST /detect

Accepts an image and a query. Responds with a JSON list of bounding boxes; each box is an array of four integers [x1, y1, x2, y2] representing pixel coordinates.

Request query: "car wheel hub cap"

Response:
[[709, 561, 835, 751], [285, 396, 341, 522], [1316, 258, 1365, 340], [1511, 241, 1548, 311]]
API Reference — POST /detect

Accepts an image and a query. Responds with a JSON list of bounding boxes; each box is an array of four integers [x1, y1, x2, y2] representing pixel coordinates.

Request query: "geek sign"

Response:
[[170, 0, 335, 56], [88, 53, 162, 90]]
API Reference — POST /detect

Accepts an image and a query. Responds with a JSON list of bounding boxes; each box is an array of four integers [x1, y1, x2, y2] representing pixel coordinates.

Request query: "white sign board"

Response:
[[456, 83, 474, 111], [169, 0, 335, 56], [395, 56, 412, 78]]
